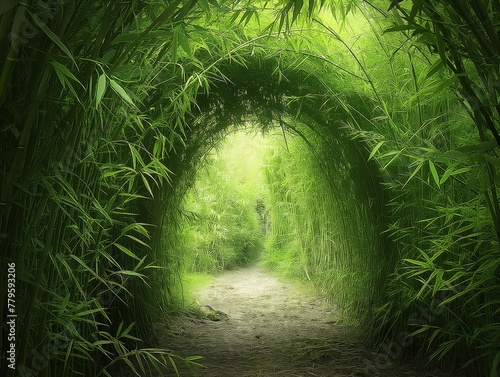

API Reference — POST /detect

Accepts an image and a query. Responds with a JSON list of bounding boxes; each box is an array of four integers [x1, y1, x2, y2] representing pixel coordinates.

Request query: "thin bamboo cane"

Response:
[[0, 1, 33, 104]]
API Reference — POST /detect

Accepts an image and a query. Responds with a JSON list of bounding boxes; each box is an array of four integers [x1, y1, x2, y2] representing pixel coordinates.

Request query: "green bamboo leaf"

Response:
[[114, 242, 141, 261], [379, 150, 400, 159], [102, 169, 123, 178], [168, 356, 180, 375], [76, 307, 107, 318], [408, 0, 422, 22], [135, 353, 146, 373], [121, 223, 150, 238], [479, 168, 490, 191], [141, 174, 154, 198], [54, 255, 85, 297], [121, 357, 138, 373], [93, 340, 113, 347], [177, 27, 191, 56], [278, 1, 293, 31], [417, 268, 440, 298], [425, 59, 443, 79], [69, 254, 107, 285], [431, 339, 459, 361], [50, 60, 83, 103], [428, 160, 440, 187], [384, 24, 421, 33], [172, 28, 180, 62], [109, 78, 135, 106], [432, 269, 444, 296], [450, 167, 471, 176], [128, 144, 145, 170], [420, 248, 434, 266], [404, 258, 431, 269], [368, 141, 385, 161], [96, 73, 107, 108], [125, 234, 150, 247], [30, 12, 77, 67], [198, 0, 210, 13], [64, 339, 75, 372], [292, 0, 304, 22], [435, 32, 447, 65], [115, 270, 146, 279], [240, 8, 257, 26], [439, 164, 457, 185], [427, 76, 455, 94], [116, 321, 124, 337], [50, 61, 81, 86], [409, 325, 437, 337], [307, 0, 315, 16], [382, 151, 402, 170], [483, 154, 500, 167], [403, 162, 423, 187]]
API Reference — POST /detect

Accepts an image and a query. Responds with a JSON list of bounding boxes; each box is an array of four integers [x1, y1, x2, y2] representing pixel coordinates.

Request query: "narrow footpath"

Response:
[[163, 265, 453, 377]]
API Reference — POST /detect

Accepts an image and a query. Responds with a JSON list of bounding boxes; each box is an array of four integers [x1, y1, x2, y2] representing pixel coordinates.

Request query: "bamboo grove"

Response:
[[0, 1, 499, 376]]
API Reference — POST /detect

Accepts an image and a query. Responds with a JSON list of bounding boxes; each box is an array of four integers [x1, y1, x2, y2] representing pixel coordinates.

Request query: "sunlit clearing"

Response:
[[179, 130, 270, 274]]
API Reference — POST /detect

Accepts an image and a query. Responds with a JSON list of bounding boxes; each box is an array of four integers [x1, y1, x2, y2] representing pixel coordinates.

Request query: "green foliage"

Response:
[[0, 1, 219, 375], [179, 131, 266, 273], [262, 126, 390, 324], [343, 6, 500, 374], [181, 273, 217, 303], [1, 1, 499, 376]]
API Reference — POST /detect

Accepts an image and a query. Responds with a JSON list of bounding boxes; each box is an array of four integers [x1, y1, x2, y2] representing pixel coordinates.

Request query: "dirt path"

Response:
[[163, 265, 450, 377]]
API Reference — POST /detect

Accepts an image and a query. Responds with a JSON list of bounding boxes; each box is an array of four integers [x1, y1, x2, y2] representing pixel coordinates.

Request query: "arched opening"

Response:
[[158, 116, 391, 375], [177, 130, 268, 275], [153, 54, 392, 321]]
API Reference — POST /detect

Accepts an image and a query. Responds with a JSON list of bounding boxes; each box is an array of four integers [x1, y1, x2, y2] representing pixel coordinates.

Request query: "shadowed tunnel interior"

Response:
[[159, 54, 393, 317]]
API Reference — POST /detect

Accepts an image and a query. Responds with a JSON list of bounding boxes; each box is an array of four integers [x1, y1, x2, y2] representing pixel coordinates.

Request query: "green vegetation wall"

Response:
[[262, 127, 390, 322], [1, 1, 499, 376]]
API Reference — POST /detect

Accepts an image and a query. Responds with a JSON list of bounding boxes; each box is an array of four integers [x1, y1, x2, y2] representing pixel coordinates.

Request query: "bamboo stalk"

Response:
[[0, 0, 33, 104], [1, 65, 51, 257]]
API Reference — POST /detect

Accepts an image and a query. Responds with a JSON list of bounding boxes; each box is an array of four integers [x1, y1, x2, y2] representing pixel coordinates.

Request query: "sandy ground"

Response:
[[160, 265, 454, 377]]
